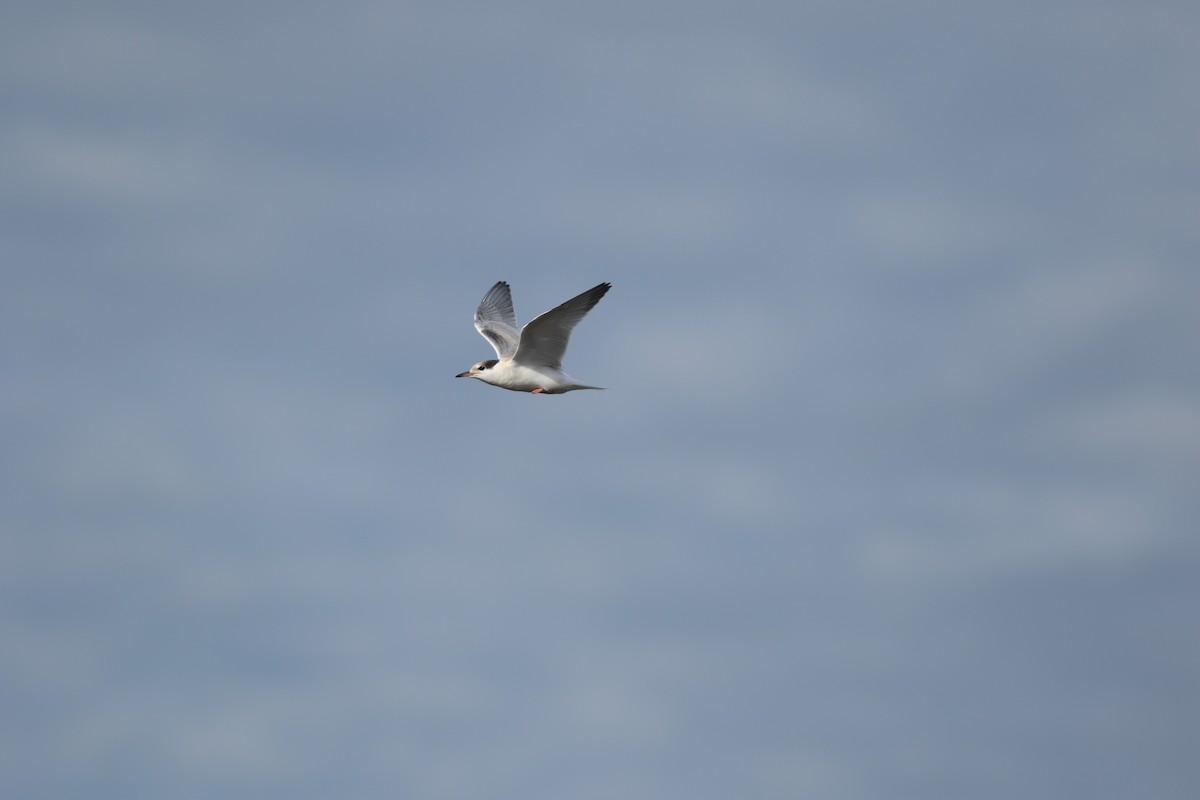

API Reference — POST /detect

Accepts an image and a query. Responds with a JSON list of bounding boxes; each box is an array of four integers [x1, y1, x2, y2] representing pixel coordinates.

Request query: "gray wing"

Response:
[[474, 281, 520, 359], [513, 282, 610, 369]]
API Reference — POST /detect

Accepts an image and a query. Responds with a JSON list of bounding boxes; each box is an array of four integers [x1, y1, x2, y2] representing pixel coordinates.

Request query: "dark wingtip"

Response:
[[582, 282, 611, 310]]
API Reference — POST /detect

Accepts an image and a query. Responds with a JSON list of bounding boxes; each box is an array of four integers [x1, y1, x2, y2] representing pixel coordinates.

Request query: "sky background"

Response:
[[2, 1, 1199, 798]]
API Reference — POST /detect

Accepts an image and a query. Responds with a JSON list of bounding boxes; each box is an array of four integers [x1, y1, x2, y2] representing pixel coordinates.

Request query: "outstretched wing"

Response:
[[513, 282, 610, 369], [473, 281, 520, 359]]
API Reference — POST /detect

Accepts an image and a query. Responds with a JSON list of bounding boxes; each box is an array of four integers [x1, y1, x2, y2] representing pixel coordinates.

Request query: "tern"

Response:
[[455, 281, 611, 394]]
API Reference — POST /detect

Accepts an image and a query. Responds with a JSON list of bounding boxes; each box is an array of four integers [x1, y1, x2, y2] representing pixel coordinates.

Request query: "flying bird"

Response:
[[455, 281, 611, 394]]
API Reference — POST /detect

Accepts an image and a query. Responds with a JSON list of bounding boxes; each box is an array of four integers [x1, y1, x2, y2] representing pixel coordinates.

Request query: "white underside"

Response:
[[478, 361, 602, 393]]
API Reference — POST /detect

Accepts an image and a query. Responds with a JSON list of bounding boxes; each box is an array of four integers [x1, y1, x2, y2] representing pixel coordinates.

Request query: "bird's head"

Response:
[[455, 359, 499, 379]]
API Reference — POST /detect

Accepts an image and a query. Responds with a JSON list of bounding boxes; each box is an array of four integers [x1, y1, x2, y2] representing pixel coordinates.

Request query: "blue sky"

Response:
[[2, 2, 1198, 798]]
